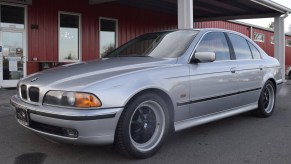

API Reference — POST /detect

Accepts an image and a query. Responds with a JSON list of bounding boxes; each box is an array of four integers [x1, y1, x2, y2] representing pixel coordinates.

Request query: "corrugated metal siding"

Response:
[[252, 28, 274, 57], [27, 0, 177, 74], [194, 21, 250, 37], [26, 1, 290, 74], [28, 0, 60, 62], [26, 62, 39, 76]]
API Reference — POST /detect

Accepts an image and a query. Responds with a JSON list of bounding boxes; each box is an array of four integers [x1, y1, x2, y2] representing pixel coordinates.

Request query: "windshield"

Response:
[[104, 30, 198, 58]]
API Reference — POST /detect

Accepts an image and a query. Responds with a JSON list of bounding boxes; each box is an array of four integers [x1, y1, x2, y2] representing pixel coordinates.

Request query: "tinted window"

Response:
[[228, 33, 252, 60], [196, 32, 230, 61], [248, 42, 261, 59], [1, 5, 24, 29]]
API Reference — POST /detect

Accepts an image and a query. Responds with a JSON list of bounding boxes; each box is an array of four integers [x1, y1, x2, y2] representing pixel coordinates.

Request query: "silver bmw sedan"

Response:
[[10, 29, 283, 158]]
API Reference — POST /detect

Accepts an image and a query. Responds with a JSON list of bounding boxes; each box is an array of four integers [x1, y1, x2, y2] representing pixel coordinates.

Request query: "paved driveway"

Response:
[[1, 82, 291, 164]]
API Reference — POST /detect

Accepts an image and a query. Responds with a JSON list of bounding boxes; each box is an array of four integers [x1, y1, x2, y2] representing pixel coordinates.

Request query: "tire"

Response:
[[115, 92, 170, 159], [253, 81, 276, 117]]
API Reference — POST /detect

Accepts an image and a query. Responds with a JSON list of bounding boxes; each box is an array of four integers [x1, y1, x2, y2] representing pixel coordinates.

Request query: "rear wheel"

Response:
[[115, 92, 170, 158], [253, 81, 276, 117]]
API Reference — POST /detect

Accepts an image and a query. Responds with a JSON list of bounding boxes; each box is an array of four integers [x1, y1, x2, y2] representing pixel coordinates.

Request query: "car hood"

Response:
[[22, 57, 177, 90]]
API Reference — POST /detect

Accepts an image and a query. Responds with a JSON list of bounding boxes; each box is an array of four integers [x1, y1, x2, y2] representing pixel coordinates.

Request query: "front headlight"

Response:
[[43, 91, 102, 108]]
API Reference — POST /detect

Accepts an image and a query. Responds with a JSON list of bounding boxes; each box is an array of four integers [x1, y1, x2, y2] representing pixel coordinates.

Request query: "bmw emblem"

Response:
[[31, 77, 39, 82]]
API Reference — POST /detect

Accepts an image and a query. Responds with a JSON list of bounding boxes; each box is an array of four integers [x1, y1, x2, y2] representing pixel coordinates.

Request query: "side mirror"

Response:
[[193, 52, 216, 63]]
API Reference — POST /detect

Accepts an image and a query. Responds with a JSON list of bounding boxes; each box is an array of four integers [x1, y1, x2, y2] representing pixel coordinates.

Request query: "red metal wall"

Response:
[[194, 21, 251, 37], [26, 1, 291, 75], [252, 28, 274, 57], [27, 0, 177, 74]]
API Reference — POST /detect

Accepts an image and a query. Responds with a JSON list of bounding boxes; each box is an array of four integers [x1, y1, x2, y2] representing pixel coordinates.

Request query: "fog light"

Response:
[[63, 128, 78, 138]]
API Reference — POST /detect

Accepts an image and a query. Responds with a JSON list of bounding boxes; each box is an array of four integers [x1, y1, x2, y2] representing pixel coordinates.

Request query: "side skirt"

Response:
[[174, 103, 257, 132]]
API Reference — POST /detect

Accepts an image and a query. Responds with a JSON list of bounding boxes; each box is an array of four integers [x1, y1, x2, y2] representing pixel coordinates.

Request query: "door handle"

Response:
[[230, 67, 236, 73], [259, 65, 264, 71]]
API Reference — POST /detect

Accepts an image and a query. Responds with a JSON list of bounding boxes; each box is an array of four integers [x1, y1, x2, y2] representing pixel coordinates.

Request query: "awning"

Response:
[[89, 0, 291, 20]]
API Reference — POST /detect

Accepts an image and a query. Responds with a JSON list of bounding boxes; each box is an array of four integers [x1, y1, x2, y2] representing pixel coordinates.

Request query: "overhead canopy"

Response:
[[89, 0, 291, 21]]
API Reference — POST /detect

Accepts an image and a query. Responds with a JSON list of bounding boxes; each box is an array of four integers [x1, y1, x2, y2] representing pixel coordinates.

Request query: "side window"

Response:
[[248, 42, 261, 59], [196, 32, 231, 61], [228, 33, 252, 60]]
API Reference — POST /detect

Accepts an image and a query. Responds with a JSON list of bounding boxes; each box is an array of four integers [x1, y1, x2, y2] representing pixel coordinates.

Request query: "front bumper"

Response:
[[10, 95, 123, 145]]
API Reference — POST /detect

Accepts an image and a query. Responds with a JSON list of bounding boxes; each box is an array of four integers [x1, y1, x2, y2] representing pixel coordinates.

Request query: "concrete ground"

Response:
[[1, 81, 291, 164]]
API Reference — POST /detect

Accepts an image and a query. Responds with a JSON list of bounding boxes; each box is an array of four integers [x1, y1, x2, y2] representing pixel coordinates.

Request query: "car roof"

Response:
[[157, 28, 243, 34]]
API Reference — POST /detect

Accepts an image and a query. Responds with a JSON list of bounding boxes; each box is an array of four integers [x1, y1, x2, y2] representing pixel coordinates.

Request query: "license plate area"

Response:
[[16, 107, 30, 126]]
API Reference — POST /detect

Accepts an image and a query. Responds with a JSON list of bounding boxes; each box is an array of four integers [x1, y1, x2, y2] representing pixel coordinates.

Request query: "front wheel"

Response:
[[115, 92, 170, 159], [253, 81, 276, 117]]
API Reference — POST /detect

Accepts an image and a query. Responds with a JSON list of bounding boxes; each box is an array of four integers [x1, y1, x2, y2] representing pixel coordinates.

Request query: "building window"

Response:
[[270, 36, 274, 44], [253, 32, 265, 42], [59, 12, 81, 62], [286, 39, 291, 47], [100, 18, 117, 58], [1, 5, 25, 29]]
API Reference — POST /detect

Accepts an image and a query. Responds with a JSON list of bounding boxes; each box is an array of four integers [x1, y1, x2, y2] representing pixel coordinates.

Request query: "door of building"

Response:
[[0, 4, 26, 88], [0, 31, 26, 87]]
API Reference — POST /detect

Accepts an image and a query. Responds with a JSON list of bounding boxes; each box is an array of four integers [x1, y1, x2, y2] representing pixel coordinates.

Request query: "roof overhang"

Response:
[[89, 0, 291, 21], [252, 0, 291, 14], [0, 0, 32, 5], [89, 0, 116, 5]]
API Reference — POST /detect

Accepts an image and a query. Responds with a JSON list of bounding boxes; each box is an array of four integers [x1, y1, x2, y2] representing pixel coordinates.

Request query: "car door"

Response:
[[227, 33, 263, 106], [188, 32, 240, 118]]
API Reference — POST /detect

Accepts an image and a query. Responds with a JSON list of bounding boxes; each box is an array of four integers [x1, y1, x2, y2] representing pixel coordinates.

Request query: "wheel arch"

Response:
[[266, 78, 277, 93], [262, 70, 278, 94], [123, 88, 175, 133]]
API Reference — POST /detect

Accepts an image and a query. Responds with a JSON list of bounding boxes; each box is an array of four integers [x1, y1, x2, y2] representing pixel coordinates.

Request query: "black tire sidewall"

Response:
[[257, 81, 276, 117]]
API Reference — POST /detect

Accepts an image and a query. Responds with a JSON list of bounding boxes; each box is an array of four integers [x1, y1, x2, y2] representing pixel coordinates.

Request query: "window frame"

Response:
[[0, 3, 28, 79], [0, 3, 26, 30], [247, 41, 262, 60], [192, 31, 233, 62], [227, 33, 253, 61], [99, 17, 118, 58], [270, 36, 274, 44], [58, 11, 82, 62], [253, 32, 265, 43], [286, 39, 291, 47]]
